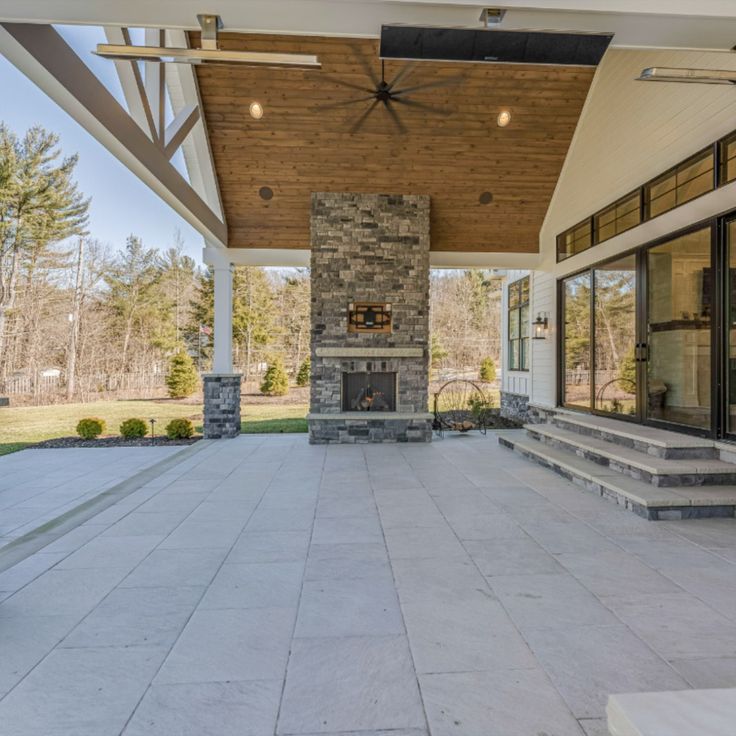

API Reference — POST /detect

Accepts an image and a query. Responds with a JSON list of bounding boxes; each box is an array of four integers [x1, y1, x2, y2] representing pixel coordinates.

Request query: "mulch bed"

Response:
[[29, 436, 201, 449]]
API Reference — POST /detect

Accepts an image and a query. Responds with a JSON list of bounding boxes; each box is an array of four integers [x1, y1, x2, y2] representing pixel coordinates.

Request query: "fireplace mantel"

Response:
[[315, 347, 424, 358]]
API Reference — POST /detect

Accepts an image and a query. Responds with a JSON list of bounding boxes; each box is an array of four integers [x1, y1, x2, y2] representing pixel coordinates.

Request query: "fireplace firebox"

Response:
[[342, 372, 397, 412]]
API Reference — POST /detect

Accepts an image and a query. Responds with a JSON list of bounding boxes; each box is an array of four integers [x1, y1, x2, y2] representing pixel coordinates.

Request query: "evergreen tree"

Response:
[[104, 235, 163, 372], [0, 125, 89, 374], [165, 349, 199, 398], [189, 266, 273, 377], [296, 356, 311, 387], [260, 355, 289, 396], [479, 356, 497, 382], [430, 334, 449, 375]]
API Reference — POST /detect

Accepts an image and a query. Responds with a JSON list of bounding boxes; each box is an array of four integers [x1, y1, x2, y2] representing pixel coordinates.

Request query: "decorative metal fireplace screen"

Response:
[[342, 372, 397, 412]]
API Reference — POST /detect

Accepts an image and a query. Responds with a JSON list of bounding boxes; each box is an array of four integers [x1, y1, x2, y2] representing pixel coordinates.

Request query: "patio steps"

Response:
[[498, 412, 736, 520]]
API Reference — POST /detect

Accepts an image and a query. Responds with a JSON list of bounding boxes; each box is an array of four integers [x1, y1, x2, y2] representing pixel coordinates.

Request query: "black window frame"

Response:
[[508, 276, 530, 372], [555, 127, 736, 264], [644, 146, 715, 220]]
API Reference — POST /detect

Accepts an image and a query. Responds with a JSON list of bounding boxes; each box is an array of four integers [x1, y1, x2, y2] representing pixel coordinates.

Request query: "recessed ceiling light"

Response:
[[479, 191, 493, 205], [497, 110, 511, 127], [249, 101, 264, 120]]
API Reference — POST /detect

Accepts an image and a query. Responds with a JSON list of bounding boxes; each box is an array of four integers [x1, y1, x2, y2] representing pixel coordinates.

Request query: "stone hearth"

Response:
[[308, 192, 432, 444]]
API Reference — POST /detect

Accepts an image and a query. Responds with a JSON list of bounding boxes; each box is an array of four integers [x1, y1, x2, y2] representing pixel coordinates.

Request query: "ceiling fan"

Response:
[[314, 58, 463, 134]]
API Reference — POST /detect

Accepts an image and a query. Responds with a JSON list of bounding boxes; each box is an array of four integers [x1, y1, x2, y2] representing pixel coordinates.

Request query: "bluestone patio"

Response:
[[0, 433, 735, 735]]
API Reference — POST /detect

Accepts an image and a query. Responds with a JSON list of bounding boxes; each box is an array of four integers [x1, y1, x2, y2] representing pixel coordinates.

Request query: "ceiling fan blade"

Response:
[[311, 96, 375, 112], [385, 102, 408, 135], [392, 96, 450, 116], [392, 74, 465, 96], [387, 62, 416, 91], [350, 98, 380, 134], [349, 43, 380, 88], [319, 73, 375, 95]]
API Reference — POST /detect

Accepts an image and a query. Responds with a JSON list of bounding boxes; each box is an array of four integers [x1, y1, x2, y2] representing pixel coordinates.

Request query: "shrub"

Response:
[[165, 350, 199, 399], [165, 418, 194, 440], [296, 356, 311, 387], [260, 356, 289, 396], [76, 417, 106, 440], [119, 418, 148, 439], [479, 357, 497, 382]]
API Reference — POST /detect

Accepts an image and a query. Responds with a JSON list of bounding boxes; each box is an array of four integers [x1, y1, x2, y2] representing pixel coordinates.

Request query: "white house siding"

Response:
[[500, 46, 736, 421]]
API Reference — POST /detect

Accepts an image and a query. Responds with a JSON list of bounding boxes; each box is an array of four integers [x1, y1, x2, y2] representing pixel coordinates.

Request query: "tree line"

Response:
[[1, 123, 501, 403]]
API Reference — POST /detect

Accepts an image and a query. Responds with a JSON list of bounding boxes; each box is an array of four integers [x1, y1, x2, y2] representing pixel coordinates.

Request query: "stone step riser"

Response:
[[551, 417, 717, 460], [527, 429, 736, 488], [499, 436, 735, 520]]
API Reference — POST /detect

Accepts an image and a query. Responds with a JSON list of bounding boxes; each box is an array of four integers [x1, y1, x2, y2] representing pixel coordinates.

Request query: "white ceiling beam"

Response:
[[163, 103, 199, 160], [102, 26, 156, 140], [0, 2, 735, 49], [144, 27, 165, 142], [202, 246, 542, 270], [0, 22, 227, 246], [164, 29, 224, 221]]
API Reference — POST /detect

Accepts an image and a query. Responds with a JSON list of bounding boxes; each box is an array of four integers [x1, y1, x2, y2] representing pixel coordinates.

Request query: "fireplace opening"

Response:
[[342, 372, 397, 412]]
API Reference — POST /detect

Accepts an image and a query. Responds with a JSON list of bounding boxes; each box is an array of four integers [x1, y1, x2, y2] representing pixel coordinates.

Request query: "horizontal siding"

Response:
[[530, 272, 556, 408]]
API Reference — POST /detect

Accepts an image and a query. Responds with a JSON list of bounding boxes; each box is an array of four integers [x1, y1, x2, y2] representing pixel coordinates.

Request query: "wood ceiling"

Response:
[[192, 33, 596, 253]]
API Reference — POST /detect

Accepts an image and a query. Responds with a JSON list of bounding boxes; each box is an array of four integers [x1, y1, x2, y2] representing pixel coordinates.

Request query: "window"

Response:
[[646, 148, 715, 219], [508, 276, 530, 371], [594, 191, 641, 244], [720, 132, 736, 185], [557, 219, 592, 261]]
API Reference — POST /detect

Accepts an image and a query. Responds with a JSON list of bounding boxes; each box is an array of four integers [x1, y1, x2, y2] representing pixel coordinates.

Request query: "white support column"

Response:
[[212, 261, 234, 374]]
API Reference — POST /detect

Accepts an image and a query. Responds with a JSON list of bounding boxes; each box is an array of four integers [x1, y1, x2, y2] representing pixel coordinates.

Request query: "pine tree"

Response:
[[260, 355, 289, 396], [0, 125, 89, 374], [296, 356, 311, 387], [165, 349, 199, 398], [479, 356, 497, 382]]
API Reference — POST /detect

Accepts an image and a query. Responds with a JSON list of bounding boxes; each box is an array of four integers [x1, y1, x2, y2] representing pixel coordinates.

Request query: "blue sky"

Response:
[[0, 25, 204, 260]]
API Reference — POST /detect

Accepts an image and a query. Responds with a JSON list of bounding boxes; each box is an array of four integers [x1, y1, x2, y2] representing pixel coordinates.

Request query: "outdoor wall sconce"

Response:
[[532, 312, 549, 340]]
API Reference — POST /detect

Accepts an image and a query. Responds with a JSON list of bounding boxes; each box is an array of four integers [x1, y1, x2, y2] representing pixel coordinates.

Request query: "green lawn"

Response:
[[0, 399, 308, 456]]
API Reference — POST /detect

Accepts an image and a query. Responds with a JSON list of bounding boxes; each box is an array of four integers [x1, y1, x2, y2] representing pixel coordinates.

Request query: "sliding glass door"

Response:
[[562, 272, 592, 409], [594, 255, 637, 416], [561, 258, 638, 418], [727, 219, 736, 435], [645, 227, 712, 432]]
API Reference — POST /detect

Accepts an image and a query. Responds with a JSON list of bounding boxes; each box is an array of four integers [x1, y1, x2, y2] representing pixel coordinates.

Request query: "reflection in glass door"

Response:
[[728, 220, 736, 434], [594, 255, 637, 417], [646, 227, 712, 431], [562, 272, 592, 409]]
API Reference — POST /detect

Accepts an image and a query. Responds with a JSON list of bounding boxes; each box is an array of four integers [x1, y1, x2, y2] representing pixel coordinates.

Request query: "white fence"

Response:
[[0, 372, 167, 399]]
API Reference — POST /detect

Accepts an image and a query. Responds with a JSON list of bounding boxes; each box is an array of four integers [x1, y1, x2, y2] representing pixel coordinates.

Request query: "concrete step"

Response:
[[552, 410, 716, 460], [499, 432, 736, 520], [607, 688, 736, 736], [526, 424, 736, 487]]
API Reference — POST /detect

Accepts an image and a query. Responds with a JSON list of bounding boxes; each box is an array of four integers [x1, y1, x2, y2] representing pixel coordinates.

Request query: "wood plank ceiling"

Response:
[[192, 33, 596, 253]]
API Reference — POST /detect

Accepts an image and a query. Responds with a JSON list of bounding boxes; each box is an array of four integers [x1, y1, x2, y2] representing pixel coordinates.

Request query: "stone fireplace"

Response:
[[308, 192, 433, 444]]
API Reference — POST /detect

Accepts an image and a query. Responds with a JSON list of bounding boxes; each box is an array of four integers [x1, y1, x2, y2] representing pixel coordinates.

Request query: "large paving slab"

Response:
[[0, 446, 183, 551], [0, 432, 734, 734]]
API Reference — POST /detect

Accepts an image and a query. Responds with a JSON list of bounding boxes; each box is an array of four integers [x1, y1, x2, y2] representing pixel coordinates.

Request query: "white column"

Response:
[[212, 262, 233, 374]]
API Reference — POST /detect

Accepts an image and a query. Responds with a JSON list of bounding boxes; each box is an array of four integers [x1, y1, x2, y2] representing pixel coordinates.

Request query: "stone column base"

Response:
[[500, 391, 530, 423], [308, 412, 433, 444], [203, 374, 242, 439]]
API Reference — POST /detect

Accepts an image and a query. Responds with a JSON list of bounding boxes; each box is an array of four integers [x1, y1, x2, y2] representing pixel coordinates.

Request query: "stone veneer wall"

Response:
[[500, 390, 530, 424], [309, 192, 432, 443], [203, 374, 241, 439]]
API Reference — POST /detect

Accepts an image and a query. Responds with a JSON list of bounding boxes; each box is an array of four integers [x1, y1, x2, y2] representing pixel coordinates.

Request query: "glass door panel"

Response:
[[562, 272, 592, 408], [594, 255, 637, 417], [728, 220, 736, 434], [646, 227, 712, 431]]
